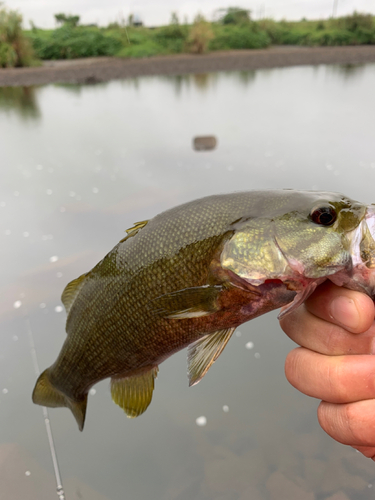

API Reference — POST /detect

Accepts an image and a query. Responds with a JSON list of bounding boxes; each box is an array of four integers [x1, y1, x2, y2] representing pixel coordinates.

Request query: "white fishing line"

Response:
[[25, 317, 66, 500]]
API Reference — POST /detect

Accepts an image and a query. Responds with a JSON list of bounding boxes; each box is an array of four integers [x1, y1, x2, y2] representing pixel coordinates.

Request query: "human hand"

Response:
[[280, 281, 375, 460]]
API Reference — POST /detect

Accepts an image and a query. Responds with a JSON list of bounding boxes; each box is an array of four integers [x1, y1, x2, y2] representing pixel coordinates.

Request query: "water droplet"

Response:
[[60, 206, 66, 213], [2, 388, 8, 394], [46, 189, 53, 195], [13, 301, 22, 309], [5, 229, 11, 235], [36, 164, 43, 170], [246, 342, 254, 350], [196, 416, 207, 427], [54, 306, 63, 313], [69, 191, 76, 197], [326, 163, 333, 171], [25, 470, 31, 476], [222, 405, 229, 413], [14, 191, 20, 196], [368, 484, 373, 488], [89, 388, 96, 396], [0, 201, 6, 207], [92, 187, 99, 194], [95, 149, 102, 156], [12, 335, 18, 341], [56, 272, 63, 278], [227, 165, 233, 171], [39, 303, 46, 309], [235, 330, 242, 337], [49, 256, 59, 263], [371, 162, 375, 169], [23, 231, 30, 238], [254, 352, 261, 359]]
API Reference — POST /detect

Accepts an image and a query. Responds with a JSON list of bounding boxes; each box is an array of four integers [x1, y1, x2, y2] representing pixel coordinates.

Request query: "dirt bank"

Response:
[[1, 45, 375, 87]]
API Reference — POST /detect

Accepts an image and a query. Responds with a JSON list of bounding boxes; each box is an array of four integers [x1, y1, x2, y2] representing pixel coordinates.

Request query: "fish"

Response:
[[32, 190, 375, 431]]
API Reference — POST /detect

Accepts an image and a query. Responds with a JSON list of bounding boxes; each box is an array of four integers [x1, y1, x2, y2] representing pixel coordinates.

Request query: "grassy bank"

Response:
[[1, 6, 375, 67]]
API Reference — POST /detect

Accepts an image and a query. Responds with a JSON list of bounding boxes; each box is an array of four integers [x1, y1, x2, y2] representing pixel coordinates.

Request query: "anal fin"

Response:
[[111, 366, 158, 418], [187, 328, 235, 387]]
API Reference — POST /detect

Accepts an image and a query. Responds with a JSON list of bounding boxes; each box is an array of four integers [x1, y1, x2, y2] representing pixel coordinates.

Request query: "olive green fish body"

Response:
[[32, 190, 375, 430]]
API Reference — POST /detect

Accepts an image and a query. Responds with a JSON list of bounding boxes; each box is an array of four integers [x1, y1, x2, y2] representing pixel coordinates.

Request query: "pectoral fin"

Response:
[[111, 367, 159, 418], [152, 285, 222, 319], [187, 327, 235, 387]]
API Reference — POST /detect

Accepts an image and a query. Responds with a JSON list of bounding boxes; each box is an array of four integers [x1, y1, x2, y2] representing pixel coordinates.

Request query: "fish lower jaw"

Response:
[[329, 265, 375, 299]]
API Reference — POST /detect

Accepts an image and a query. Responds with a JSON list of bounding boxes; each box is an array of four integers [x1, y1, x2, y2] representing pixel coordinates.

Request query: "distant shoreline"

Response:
[[1, 45, 375, 87]]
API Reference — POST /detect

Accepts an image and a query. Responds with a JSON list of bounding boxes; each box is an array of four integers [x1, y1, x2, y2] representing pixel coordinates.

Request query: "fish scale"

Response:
[[32, 190, 375, 430]]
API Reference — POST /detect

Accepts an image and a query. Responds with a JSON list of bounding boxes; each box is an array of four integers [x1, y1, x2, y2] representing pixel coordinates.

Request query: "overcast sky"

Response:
[[6, 0, 375, 29]]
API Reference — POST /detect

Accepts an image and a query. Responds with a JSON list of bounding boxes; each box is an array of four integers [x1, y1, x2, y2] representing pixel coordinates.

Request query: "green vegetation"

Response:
[[0, 5, 374, 66], [0, 4, 37, 67]]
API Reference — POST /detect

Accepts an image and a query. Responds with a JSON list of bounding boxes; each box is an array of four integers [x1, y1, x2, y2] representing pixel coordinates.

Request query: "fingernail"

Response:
[[330, 296, 360, 331]]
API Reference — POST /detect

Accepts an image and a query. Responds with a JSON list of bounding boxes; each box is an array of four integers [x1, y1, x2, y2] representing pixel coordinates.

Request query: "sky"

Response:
[[5, 0, 375, 29]]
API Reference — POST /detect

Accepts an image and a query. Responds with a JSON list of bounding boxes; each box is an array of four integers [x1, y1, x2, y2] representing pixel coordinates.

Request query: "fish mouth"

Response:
[[331, 205, 375, 298]]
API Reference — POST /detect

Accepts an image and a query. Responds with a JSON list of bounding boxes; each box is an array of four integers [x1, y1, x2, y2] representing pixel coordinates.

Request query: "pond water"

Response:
[[1, 63, 375, 500]]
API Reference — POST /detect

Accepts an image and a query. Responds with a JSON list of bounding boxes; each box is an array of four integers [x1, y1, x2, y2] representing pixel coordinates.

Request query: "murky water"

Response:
[[1, 63, 375, 500]]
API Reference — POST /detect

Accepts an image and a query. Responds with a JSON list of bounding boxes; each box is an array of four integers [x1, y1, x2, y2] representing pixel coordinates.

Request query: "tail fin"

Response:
[[32, 369, 87, 431]]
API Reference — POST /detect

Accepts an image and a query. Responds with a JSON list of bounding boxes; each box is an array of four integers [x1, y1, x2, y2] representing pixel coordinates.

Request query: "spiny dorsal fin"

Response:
[[119, 220, 149, 243], [152, 285, 222, 319], [61, 273, 87, 317], [111, 366, 158, 418], [187, 328, 235, 387]]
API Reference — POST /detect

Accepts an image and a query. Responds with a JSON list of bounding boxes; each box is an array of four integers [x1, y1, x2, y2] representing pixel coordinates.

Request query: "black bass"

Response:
[[32, 190, 375, 430]]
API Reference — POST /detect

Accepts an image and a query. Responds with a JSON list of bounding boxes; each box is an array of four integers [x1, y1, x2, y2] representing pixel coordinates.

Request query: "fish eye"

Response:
[[310, 206, 337, 226]]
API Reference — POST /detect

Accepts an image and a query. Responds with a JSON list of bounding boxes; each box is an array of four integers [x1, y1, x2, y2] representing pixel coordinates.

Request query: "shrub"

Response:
[[152, 17, 188, 53], [0, 5, 36, 67], [210, 24, 270, 50], [29, 25, 122, 59], [308, 29, 356, 46], [187, 15, 214, 54], [335, 12, 374, 32]]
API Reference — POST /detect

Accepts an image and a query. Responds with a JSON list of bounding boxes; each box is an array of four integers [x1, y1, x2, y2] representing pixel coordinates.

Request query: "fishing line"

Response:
[[25, 317, 66, 500]]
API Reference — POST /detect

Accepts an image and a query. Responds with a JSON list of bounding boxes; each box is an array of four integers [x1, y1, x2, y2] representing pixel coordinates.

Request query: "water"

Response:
[[1, 64, 375, 499]]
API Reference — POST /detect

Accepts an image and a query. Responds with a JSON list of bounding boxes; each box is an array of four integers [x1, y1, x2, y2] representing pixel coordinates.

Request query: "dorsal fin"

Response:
[[119, 220, 149, 243], [111, 366, 158, 418], [61, 273, 87, 317]]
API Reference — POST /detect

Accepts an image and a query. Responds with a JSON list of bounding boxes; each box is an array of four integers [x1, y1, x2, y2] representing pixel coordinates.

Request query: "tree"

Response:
[[170, 12, 179, 25], [219, 7, 251, 25], [54, 13, 80, 27]]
